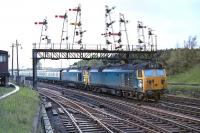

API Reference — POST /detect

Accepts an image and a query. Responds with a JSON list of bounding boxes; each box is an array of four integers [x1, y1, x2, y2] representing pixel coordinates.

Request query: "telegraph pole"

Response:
[[11, 44, 14, 79], [16, 40, 19, 79], [15, 40, 21, 85]]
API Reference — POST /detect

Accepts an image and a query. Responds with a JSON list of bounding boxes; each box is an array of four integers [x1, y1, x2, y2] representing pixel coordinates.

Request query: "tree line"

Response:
[[159, 36, 200, 75], [73, 36, 200, 75]]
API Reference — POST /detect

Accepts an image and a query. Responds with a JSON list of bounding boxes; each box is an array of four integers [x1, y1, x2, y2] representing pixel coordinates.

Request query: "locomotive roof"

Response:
[[90, 62, 163, 72], [62, 62, 163, 72], [132, 62, 163, 69], [0, 50, 8, 54], [62, 67, 82, 72]]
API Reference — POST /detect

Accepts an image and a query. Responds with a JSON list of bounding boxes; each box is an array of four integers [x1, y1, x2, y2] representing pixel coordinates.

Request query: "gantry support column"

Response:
[[32, 49, 38, 90]]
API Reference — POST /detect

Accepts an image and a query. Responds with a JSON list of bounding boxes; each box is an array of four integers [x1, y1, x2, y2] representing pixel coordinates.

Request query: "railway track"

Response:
[[146, 100, 200, 119], [39, 87, 155, 133], [39, 89, 111, 133], [38, 83, 200, 133], [62, 88, 200, 133], [162, 95, 200, 108]]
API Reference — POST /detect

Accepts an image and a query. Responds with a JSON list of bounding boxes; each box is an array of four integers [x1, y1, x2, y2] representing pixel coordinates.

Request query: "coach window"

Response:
[[137, 70, 142, 78], [0, 55, 6, 62]]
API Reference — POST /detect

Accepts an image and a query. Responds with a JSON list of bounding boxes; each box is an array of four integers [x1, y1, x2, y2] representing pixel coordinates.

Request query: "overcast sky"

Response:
[[0, 0, 199, 69]]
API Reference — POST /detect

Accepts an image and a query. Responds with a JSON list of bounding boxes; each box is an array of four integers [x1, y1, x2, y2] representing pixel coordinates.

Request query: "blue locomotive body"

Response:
[[88, 66, 141, 92], [61, 68, 82, 82], [82, 62, 167, 100]]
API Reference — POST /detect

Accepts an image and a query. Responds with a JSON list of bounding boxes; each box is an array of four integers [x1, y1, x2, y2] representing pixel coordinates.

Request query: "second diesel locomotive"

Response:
[[16, 62, 167, 100]]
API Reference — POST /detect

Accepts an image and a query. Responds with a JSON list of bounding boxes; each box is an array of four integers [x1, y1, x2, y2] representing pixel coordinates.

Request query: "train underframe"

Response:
[[0, 73, 9, 86], [83, 85, 165, 101]]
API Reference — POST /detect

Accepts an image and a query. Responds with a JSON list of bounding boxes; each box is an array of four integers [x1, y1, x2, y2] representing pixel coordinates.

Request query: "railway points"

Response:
[[39, 87, 157, 133], [37, 83, 200, 133]]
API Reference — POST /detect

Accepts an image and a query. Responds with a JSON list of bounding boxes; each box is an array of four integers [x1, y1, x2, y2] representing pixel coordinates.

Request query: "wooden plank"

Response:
[[44, 102, 52, 109], [57, 108, 64, 114], [52, 109, 58, 115]]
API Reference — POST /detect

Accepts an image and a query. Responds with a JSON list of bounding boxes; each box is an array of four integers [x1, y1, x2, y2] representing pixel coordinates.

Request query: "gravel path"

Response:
[[0, 83, 19, 100]]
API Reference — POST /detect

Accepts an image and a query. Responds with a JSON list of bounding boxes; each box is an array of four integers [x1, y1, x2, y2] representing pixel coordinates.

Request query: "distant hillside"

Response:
[[168, 64, 200, 84]]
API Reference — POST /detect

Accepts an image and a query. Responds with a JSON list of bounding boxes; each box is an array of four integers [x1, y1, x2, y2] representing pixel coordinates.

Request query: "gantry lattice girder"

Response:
[[33, 49, 158, 60]]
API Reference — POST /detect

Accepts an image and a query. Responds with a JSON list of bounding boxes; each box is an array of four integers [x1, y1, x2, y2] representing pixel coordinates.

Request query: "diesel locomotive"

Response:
[[82, 62, 167, 100], [16, 62, 167, 101]]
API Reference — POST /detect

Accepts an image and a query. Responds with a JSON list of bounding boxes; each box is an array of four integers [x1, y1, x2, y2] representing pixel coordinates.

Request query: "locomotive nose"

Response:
[[145, 78, 166, 90]]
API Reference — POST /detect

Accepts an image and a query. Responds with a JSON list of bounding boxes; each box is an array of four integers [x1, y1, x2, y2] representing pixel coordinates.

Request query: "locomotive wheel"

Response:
[[155, 92, 161, 101], [118, 90, 123, 97], [157, 93, 161, 100], [84, 85, 89, 90], [61, 89, 65, 95], [154, 92, 160, 102], [137, 93, 144, 101]]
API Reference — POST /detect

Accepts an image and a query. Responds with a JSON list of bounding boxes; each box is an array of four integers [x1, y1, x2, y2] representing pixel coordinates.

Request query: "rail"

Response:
[[39, 88, 114, 133], [39, 86, 156, 133], [39, 91, 83, 133]]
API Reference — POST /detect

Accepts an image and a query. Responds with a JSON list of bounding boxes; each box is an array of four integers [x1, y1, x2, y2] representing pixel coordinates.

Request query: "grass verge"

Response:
[[0, 87, 14, 96], [168, 85, 200, 98], [168, 64, 200, 84], [0, 87, 39, 133]]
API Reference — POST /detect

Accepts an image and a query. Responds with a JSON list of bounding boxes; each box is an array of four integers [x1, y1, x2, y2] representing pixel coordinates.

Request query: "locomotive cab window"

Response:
[[144, 69, 165, 77]]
